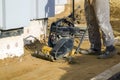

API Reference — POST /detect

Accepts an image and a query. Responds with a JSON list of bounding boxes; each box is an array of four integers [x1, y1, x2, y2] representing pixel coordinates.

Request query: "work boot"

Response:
[[80, 48, 101, 55], [98, 45, 117, 59]]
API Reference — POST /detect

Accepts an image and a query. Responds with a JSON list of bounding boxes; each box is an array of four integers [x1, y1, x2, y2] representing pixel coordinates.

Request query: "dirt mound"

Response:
[[110, 0, 120, 18]]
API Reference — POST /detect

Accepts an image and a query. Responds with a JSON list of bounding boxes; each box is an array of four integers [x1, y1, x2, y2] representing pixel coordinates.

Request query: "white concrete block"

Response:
[[0, 35, 24, 59], [23, 20, 47, 44]]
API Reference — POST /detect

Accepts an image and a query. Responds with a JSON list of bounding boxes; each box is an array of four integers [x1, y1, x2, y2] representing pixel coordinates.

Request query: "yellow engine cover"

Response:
[[41, 46, 76, 57], [41, 46, 52, 55]]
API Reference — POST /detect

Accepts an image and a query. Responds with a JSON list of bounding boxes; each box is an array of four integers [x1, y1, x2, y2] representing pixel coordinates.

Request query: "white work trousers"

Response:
[[94, 0, 115, 46]]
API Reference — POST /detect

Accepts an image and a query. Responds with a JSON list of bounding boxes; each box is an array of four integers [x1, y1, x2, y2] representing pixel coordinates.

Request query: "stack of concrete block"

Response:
[[0, 35, 24, 59], [23, 20, 47, 45]]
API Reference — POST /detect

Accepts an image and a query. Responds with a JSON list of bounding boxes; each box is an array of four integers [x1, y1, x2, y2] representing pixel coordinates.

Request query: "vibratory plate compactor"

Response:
[[33, 1, 88, 62], [32, 15, 87, 62]]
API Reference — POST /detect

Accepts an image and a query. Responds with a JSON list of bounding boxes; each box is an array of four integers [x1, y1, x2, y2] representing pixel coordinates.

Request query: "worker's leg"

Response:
[[94, 0, 114, 46], [94, 0, 117, 58], [81, 0, 101, 54]]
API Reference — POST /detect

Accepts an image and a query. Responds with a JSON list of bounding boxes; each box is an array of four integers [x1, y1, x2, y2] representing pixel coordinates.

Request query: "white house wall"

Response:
[[0, 0, 3, 28], [0, 0, 31, 30], [31, 0, 55, 19]]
